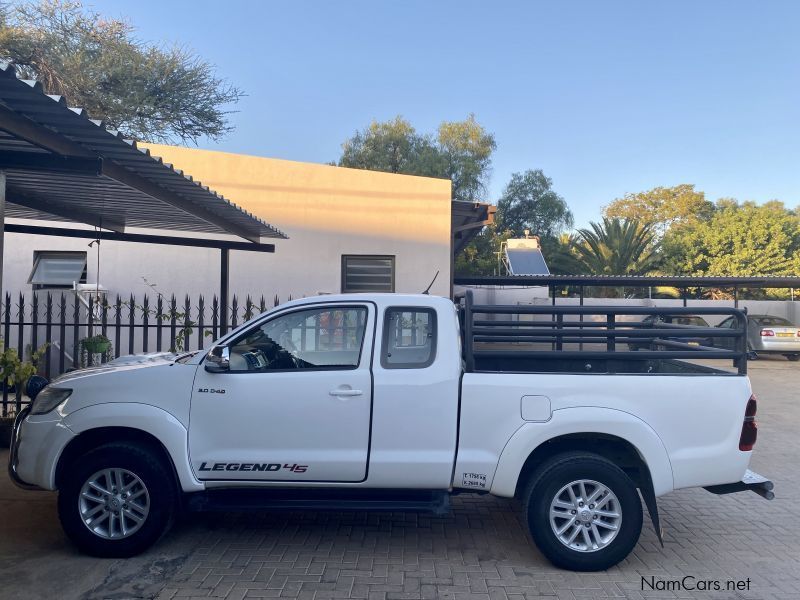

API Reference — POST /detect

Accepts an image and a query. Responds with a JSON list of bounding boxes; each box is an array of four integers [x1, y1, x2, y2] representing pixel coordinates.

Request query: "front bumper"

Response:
[[8, 406, 74, 491], [7, 406, 40, 490], [705, 469, 774, 500]]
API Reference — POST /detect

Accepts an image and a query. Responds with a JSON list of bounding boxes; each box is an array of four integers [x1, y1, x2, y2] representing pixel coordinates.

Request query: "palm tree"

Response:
[[544, 233, 588, 275], [572, 218, 660, 275]]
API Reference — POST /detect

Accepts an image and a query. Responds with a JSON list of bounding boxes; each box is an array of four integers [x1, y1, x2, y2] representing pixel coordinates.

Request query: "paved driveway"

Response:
[[1, 358, 798, 600]]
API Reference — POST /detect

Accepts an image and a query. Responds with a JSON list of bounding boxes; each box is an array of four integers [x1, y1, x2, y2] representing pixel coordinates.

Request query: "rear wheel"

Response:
[[786, 354, 800, 362], [58, 442, 176, 557], [522, 452, 642, 571]]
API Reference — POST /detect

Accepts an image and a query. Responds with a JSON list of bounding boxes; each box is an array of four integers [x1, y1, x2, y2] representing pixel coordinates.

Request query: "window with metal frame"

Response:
[[381, 307, 437, 369], [341, 255, 395, 293], [28, 251, 88, 290]]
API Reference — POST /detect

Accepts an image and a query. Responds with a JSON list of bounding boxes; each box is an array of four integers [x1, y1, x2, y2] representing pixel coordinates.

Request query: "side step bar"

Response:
[[185, 488, 451, 515], [705, 469, 775, 500]]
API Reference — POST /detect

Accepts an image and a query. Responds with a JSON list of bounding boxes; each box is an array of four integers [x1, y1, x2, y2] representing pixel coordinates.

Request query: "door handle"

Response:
[[329, 389, 363, 397]]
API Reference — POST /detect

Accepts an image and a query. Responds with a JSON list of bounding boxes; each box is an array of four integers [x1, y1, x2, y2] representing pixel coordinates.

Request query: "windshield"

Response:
[[753, 316, 793, 327]]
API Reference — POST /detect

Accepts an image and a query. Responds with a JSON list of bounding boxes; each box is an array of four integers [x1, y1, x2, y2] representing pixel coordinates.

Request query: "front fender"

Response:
[[490, 406, 674, 498], [62, 403, 204, 492]]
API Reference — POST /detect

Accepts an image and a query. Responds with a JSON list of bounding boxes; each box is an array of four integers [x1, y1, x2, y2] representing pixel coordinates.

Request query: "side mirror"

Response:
[[205, 345, 230, 373]]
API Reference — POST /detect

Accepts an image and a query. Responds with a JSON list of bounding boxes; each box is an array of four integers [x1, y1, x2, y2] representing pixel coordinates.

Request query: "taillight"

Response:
[[760, 329, 775, 337], [739, 395, 758, 451]]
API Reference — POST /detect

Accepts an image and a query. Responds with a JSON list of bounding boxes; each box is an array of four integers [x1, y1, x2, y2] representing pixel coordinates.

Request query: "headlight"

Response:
[[30, 387, 72, 415]]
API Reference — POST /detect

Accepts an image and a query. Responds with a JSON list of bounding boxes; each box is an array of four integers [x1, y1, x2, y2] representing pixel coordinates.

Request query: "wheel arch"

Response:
[[58, 403, 203, 492], [55, 426, 178, 491], [490, 407, 674, 498], [512, 433, 650, 499]]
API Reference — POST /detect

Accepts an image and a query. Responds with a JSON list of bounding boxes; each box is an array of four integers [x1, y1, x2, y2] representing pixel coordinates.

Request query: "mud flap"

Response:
[[639, 470, 663, 548]]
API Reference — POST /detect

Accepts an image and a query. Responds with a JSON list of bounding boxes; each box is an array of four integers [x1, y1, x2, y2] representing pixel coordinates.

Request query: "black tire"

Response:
[[58, 442, 177, 557], [786, 354, 800, 362], [522, 452, 642, 571]]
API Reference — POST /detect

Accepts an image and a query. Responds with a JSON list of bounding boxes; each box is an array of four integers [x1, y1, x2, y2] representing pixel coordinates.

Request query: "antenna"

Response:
[[422, 270, 440, 295]]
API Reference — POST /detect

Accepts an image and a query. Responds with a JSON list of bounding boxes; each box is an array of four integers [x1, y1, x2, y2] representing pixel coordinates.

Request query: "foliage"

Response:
[[571, 218, 660, 276], [1, 339, 48, 403], [436, 115, 496, 204], [603, 184, 714, 237], [79, 334, 113, 367], [0, 0, 243, 143], [136, 278, 212, 352], [338, 116, 434, 175], [496, 170, 574, 238], [661, 200, 800, 278], [337, 114, 496, 202], [541, 233, 587, 275], [454, 224, 514, 276]]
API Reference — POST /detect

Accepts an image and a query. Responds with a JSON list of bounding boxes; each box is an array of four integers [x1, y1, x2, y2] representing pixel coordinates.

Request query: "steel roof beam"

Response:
[[0, 151, 102, 175], [100, 161, 262, 244], [7, 187, 126, 233], [3, 223, 275, 252], [0, 104, 96, 157]]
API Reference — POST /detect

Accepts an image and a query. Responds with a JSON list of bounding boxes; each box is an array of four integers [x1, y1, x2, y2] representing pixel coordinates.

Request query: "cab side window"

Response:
[[381, 308, 436, 369], [718, 317, 735, 329], [228, 306, 367, 371]]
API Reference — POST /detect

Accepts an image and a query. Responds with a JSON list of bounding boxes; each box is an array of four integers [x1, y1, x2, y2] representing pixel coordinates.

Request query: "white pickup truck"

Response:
[[9, 291, 773, 571]]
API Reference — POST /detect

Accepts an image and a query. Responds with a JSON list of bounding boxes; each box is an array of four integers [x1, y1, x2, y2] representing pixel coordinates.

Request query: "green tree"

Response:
[[572, 218, 660, 275], [454, 223, 513, 276], [455, 170, 574, 275], [436, 115, 496, 203], [496, 170, 574, 238], [337, 114, 495, 202], [542, 233, 587, 275], [0, 0, 243, 143], [338, 116, 437, 175], [662, 200, 800, 277], [603, 184, 714, 236]]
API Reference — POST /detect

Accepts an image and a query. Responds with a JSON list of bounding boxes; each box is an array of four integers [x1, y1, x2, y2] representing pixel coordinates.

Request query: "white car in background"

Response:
[[716, 314, 800, 361]]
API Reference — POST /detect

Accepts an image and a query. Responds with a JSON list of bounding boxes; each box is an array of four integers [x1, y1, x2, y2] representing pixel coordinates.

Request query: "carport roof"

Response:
[[0, 62, 286, 243], [452, 201, 496, 254]]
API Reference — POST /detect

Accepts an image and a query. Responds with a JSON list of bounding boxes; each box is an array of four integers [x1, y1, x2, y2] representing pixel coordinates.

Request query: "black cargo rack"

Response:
[[455, 289, 749, 375]]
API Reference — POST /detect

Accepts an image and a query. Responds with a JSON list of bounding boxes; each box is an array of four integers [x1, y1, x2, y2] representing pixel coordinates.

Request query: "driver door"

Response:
[[189, 302, 374, 482]]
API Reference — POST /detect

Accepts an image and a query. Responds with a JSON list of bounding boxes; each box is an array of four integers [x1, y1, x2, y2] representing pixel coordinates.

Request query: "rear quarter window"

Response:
[[381, 308, 437, 369]]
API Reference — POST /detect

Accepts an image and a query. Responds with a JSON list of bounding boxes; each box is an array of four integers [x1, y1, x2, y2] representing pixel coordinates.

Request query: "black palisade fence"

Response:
[[1, 291, 288, 416]]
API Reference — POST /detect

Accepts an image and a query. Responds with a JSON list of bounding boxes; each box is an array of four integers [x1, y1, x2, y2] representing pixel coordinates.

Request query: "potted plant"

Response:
[[0, 340, 14, 448], [79, 334, 113, 367], [1, 341, 45, 448]]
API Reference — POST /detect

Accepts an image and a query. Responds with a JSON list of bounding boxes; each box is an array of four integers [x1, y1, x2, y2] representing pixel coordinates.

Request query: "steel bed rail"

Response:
[[454, 289, 749, 374]]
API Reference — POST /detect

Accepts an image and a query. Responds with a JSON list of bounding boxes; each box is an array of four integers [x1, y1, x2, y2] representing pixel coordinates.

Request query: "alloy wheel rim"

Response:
[[548, 479, 622, 553], [78, 468, 150, 540]]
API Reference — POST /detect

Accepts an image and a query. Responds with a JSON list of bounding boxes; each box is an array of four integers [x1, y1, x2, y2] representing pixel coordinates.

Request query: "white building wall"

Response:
[[2, 147, 454, 303]]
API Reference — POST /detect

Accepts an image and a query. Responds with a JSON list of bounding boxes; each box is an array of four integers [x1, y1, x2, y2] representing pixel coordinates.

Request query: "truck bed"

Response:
[[456, 290, 748, 376]]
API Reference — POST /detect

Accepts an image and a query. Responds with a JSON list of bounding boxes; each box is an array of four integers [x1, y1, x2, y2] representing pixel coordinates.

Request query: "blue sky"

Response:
[[97, 0, 799, 227]]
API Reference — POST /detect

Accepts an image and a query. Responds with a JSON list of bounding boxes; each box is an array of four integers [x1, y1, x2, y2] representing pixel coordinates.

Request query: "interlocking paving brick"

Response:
[[157, 362, 799, 600]]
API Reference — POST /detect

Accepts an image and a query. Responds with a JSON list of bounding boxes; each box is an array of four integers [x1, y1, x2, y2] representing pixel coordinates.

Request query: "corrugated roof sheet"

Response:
[[0, 61, 286, 241], [454, 275, 800, 287]]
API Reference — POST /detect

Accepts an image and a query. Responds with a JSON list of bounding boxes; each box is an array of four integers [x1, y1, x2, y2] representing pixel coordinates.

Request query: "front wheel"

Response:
[[58, 442, 177, 557], [522, 452, 643, 571], [785, 354, 800, 362]]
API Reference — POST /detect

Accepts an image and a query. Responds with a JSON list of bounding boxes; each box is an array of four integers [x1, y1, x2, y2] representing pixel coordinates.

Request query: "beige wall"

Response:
[[2, 146, 452, 301]]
